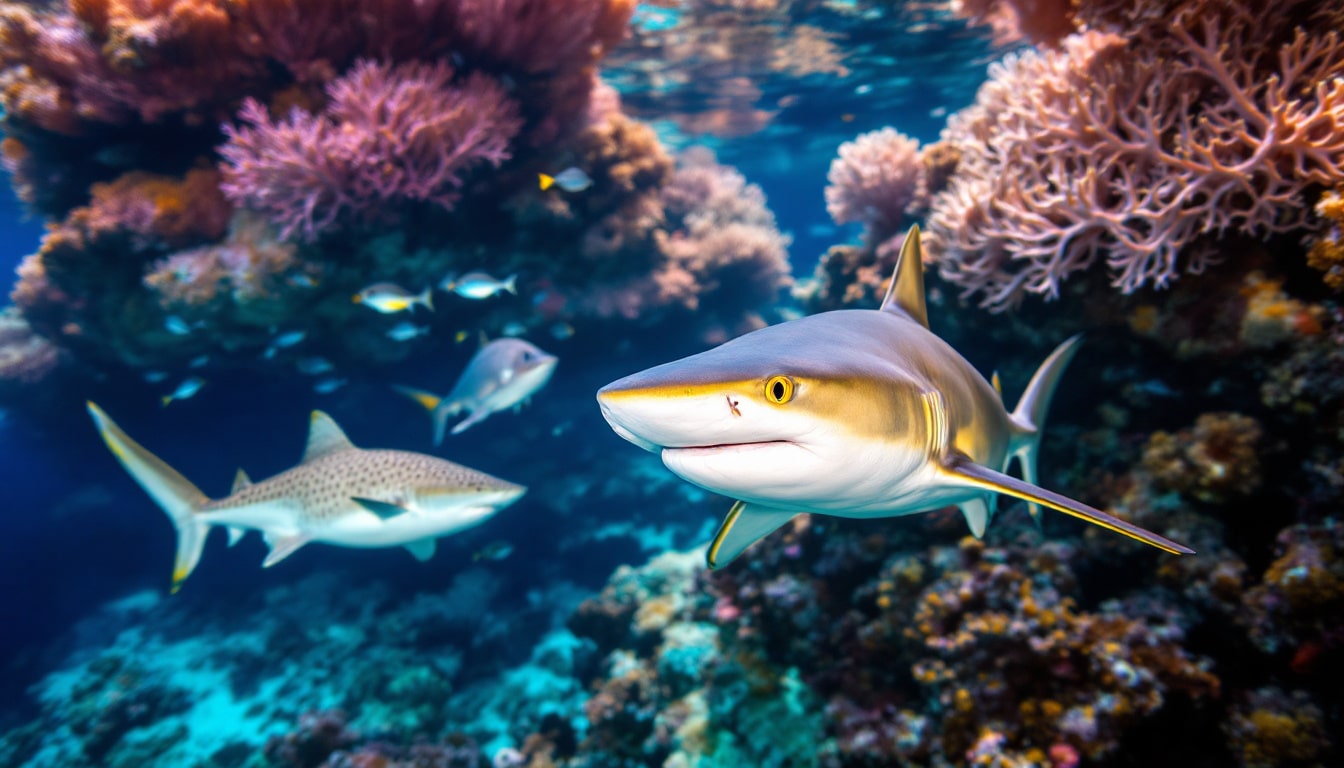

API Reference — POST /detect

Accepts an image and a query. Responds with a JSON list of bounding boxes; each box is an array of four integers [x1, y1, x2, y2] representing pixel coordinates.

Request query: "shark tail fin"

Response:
[[1007, 334, 1083, 526], [86, 402, 211, 593]]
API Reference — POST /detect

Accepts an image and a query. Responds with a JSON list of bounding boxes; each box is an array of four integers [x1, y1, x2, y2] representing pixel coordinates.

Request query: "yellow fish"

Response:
[[353, 283, 433, 314]]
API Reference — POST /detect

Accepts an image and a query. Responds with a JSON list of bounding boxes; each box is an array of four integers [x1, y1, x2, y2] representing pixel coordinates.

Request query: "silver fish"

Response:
[[386, 323, 430, 342], [396, 338, 558, 443], [87, 404, 526, 593], [441, 271, 518, 300]]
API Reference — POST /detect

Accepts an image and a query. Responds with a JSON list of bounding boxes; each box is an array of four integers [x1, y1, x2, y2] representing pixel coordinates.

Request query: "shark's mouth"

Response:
[[663, 440, 795, 456]]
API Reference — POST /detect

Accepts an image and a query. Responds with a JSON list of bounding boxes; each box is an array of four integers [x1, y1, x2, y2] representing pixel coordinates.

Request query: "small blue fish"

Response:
[[314, 378, 348, 394], [144, 370, 170, 383], [165, 316, 192, 336], [386, 323, 430, 342], [550, 321, 575, 340], [161, 377, 205, 406], [272, 330, 306, 348], [188, 355, 210, 369], [539, 167, 593, 193], [441, 272, 517, 300], [297, 357, 335, 376], [286, 273, 319, 288], [501, 321, 528, 337]]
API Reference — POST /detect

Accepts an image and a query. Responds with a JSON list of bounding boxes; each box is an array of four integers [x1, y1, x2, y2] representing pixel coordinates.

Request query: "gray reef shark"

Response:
[[596, 226, 1193, 569], [397, 336, 558, 443], [87, 403, 526, 592]]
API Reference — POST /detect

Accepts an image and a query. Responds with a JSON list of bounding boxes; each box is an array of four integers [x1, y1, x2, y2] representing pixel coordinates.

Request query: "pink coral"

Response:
[[454, 0, 634, 76], [952, 0, 1078, 47], [0, 307, 60, 384], [924, 8, 1344, 310], [219, 59, 521, 241], [825, 127, 925, 240]]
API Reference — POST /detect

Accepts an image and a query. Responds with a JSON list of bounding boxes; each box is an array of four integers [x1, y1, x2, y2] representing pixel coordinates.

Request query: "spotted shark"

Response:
[[397, 336, 558, 444], [87, 403, 526, 592], [596, 226, 1192, 568]]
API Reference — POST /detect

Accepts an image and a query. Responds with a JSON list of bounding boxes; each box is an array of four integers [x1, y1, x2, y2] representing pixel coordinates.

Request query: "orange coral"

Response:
[[84, 168, 232, 249], [1307, 188, 1344, 291]]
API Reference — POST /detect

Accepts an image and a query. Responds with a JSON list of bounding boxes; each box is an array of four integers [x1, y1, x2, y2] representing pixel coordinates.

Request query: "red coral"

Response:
[[219, 59, 522, 241]]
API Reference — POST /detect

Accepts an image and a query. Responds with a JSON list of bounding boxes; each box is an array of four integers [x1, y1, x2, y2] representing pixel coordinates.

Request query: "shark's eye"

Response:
[[765, 375, 795, 404]]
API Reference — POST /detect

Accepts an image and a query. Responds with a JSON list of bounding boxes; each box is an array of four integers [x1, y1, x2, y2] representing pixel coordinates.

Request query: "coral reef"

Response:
[[220, 60, 522, 242], [923, 0, 1344, 309], [1141, 412, 1263, 503], [0, 0, 798, 383], [824, 127, 925, 242]]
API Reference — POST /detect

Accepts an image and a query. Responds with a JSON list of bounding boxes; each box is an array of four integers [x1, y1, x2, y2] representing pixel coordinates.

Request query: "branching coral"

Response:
[[924, 2, 1344, 310], [220, 59, 522, 242], [825, 127, 925, 242]]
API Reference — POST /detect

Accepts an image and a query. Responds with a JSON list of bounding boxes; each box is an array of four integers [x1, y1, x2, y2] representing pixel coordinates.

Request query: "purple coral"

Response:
[[219, 59, 522, 241], [825, 127, 925, 240]]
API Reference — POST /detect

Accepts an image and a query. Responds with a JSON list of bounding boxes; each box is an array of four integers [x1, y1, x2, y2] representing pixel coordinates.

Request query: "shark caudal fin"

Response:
[[939, 455, 1193, 554], [86, 403, 212, 593], [1007, 335, 1083, 526]]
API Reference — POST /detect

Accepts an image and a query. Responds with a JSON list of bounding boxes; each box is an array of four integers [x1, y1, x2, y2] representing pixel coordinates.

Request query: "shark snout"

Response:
[[597, 374, 778, 454]]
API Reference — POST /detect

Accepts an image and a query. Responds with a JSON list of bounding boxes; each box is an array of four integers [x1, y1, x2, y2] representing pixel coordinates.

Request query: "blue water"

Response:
[[3, 3, 1336, 767]]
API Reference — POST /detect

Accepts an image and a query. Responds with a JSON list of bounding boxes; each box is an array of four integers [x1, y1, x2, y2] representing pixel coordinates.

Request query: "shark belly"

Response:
[[313, 503, 497, 548], [662, 434, 971, 516]]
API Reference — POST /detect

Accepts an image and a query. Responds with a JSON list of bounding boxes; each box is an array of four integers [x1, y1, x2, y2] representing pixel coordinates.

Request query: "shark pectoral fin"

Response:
[[262, 532, 312, 567], [232, 468, 252, 493], [939, 455, 1194, 555], [958, 497, 991, 538], [394, 385, 443, 413], [404, 538, 436, 562], [226, 526, 247, 547], [707, 501, 797, 570], [352, 497, 410, 519]]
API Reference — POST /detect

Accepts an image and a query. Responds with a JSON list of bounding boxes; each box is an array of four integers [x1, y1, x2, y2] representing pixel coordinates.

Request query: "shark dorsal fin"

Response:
[[879, 225, 929, 329], [303, 411, 356, 462], [232, 468, 252, 493]]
